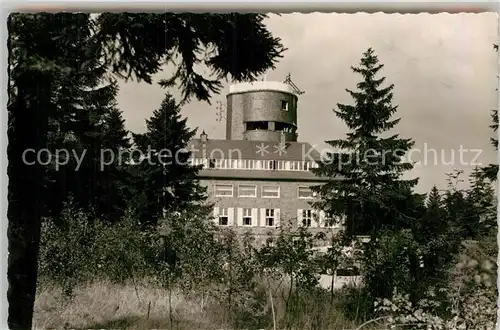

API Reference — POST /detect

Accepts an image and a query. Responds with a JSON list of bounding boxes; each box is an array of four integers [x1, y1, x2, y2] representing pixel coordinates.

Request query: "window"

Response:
[[262, 185, 280, 198], [324, 216, 335, 227], [238, 184, 257, 197], [243, 208, 252, 226], [246, 121, 269, 131], [265, 209, 275, 227], [337, 267, 360, 277], [322, 213, 343, 227], [302, 209, 313, 227], [214, 184, 233, 197], [275, 122, 293, 132], [281, 100, 289, 111], [298, 186, 314, 199], [219, 208, 229, 226]]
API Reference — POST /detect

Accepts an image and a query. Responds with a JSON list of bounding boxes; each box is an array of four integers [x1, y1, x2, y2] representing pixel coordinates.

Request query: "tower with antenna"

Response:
[[224, 74, 305, 143], [190, 74, 333, 246]]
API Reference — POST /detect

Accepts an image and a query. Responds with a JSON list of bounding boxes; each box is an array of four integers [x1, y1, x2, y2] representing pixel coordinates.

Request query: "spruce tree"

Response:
[[489, 109, 498, 151], [481, 44, 498, 181], [442, 170, 472, 242], [443, 168, 495, 241], [482, 109, 498, 181], [93, 106, 132, 222], [45, 78, 130, 223], [9, 13, 284, 328], [8, 14, 101, 328], [413, 185, 454, 295], [311, 48, 419, 238], [414, 186, 446, 242], [131, 93, 206, 227], [102, 107, 131, 151], [465, 167, 496, 238]]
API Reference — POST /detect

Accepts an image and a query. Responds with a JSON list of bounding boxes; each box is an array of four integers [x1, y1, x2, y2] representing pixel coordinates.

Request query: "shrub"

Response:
[[38, 203, 159, 296], [38, 203, 101, 297]]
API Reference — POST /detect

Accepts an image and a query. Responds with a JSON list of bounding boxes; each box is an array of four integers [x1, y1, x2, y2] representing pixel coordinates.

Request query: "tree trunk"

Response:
[[330, 268, 336, 304], [284, 276, 293, 320], [268, 282, 276, 330], [168, 285, 173, 329], [7, 75, 50, 329], [227, 252, 233, 324]]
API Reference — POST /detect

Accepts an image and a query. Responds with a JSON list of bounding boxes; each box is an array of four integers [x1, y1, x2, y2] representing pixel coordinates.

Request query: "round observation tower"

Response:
[[225, 78, 302, 143]]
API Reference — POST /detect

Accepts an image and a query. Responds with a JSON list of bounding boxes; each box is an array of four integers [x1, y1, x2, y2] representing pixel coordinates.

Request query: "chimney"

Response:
[[200, 131, 208, 159], [200, 130, 208, 143]]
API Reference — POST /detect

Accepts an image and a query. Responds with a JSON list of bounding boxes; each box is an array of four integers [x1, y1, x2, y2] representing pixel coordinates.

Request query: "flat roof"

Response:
[[228, 81, 297, 96], [197, 168, 331, 182]]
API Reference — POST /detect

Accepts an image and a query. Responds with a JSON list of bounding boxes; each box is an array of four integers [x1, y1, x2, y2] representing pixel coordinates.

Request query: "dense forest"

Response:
[[8, 13, 498, 330]]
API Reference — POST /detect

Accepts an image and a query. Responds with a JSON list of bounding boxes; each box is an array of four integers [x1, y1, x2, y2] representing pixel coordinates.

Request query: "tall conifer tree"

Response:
[[482, 109, 498, 181], [311, 48, 419, 238], [8, 13, 284, 328], [414, 186, 446, 241], [92, 106, 132, 222], [413, 185, 454, 293], [131, 93, 206, 227], [465, 167, 496, 238], [45, 75, 131, 223], [481, 44, 498, 181]]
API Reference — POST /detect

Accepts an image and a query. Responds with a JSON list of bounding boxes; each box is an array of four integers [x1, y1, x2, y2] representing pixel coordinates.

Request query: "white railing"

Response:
[[189, 158, 319, 172]]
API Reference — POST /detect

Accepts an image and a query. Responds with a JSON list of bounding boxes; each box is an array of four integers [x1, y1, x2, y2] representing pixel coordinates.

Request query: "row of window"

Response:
[[215, 207, 340, 228], [190, 158, 319, 172], [245, 121, 296, 134], [214, 184, 315, 199]]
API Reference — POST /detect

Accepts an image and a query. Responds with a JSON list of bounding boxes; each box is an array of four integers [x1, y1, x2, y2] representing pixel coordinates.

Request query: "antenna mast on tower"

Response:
[[283, 73, 305, 95], [215, 100, 227, 123]]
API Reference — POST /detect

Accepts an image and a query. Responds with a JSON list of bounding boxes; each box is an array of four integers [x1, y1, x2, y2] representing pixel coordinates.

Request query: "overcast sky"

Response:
[[116, 13, 498, 194]]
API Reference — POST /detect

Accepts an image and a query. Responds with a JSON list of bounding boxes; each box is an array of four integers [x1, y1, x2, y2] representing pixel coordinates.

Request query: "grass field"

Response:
[[33, 280, 380, 330]]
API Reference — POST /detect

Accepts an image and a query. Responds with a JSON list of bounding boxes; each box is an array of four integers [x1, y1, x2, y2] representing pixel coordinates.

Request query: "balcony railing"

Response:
[[189, 158, 319, 172]]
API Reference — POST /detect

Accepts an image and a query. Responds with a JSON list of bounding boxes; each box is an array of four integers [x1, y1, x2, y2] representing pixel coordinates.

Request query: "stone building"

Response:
[[188, 79, 343, 244]]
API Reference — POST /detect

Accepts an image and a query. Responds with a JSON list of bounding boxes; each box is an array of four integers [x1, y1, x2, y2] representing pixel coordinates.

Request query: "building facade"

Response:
[[189, 80, 343, 244]]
